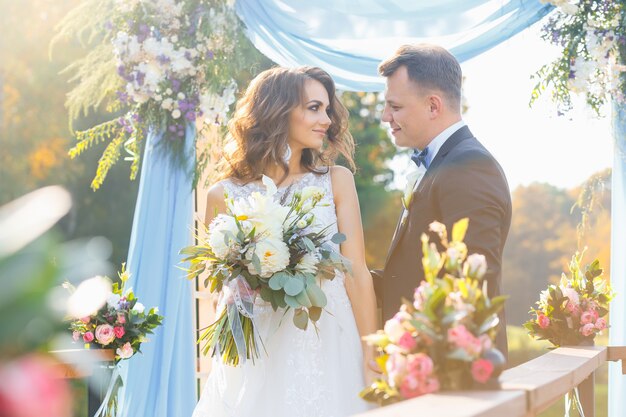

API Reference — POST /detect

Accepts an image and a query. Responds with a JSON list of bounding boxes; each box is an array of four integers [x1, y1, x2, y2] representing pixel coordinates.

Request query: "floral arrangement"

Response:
[[360, 219, 507, 405], [67, 265, 163, 362], [524, 251, 613, 347], [181, 176, 351, 366], [53, 0, 264, 190], [532, 1, 626, 115]]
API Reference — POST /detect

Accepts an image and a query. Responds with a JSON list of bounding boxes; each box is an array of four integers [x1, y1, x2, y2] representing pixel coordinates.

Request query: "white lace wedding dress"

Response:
[[193, 169, 371, 417]]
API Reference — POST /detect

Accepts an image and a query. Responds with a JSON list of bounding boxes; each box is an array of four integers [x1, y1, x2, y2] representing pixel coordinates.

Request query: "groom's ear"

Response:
[[428, 94, 444, 118]]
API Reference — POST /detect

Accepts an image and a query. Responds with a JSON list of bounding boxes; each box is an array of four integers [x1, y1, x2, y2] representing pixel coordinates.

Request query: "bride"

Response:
[[193, 66, 377, 417]]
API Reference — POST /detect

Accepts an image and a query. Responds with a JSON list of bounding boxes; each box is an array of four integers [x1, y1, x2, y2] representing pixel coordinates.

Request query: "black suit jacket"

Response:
[[381, 125, 512, 355]]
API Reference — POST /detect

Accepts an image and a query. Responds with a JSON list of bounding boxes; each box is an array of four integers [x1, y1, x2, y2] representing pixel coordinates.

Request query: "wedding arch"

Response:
[[56, 1, 625, 416]]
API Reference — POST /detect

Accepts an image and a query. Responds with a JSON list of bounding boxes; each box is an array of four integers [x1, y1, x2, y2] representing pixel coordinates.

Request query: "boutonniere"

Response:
[[401, 171, 423, 210]]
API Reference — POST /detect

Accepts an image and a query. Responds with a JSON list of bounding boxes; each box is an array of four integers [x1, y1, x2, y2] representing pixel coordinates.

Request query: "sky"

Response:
[[457, 23, 613, 191], [389, 22, 614, 192]]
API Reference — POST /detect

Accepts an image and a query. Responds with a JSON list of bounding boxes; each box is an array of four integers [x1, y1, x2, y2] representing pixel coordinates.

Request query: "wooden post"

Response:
[[578, 372, 595, 417]]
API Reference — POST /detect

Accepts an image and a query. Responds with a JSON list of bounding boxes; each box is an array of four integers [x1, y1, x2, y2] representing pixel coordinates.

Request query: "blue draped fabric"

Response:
[[609, 103, 626, 417], [235, 0, 554, 91], [117, 124, 196, 417]]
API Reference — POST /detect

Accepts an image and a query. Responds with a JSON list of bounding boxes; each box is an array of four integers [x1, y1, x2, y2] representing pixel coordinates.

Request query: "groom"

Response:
[[377, 44, 512, 355]]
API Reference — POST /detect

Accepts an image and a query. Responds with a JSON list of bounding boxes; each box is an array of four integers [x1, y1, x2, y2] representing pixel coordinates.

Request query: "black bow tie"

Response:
[[411, 148, 429, 169]]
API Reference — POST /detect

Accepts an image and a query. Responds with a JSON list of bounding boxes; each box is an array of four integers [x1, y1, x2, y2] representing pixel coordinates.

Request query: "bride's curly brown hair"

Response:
[[217, 66, 355, 183]]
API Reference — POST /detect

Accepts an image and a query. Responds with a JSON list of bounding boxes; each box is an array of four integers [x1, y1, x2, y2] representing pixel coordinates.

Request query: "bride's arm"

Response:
[[204, 183, 227, 224], [330, 166, 379, 382], [203, 184, 227, 309]]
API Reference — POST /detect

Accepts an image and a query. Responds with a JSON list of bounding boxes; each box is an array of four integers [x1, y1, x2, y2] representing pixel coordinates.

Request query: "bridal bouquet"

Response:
[[67, 264, 164, 362], [360, 219, 506, 405], [181, 176, 350, 366], [524, 251, 613, 347]]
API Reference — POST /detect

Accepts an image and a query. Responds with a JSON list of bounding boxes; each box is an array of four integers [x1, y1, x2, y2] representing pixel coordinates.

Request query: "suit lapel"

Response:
[[385, 126, 474, 268]]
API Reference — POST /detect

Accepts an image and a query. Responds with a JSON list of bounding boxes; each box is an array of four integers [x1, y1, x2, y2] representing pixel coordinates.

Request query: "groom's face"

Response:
[[381, 66, 432, 150]]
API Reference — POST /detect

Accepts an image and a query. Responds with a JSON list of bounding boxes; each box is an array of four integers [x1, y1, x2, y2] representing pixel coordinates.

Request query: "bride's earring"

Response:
[[282, 144, 292, 164]]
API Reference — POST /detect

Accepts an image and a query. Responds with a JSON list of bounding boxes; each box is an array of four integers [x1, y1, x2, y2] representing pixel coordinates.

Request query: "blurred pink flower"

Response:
[[83, 331, 94, 343], [72, 331, 81, 342], [580, 311, 595, 325], [471, 358, 494, 384], [117, 313, 126, 324], [386, 352, 407, 387], [0, 355, 72, 417], [80, 316, 91, 324], [537, 313, 550, 329], [422, 376, 440, 394], [406, 353, 434, 378], [447, 324, 472, 347], [95, 324, 115, 346], [399, 373, 423, 399], [566, 301, 582, 317], [595, 318, 607, 330], [580, 323, 596, 337], [397, 332, 417, 352], [479, 334, 493, 351], [384, 318, 405, 343]]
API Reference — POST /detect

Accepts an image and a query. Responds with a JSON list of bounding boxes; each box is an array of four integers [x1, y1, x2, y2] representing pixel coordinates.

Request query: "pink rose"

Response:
[[406, 353, 434, 377], [399, 373, 424, 399], [95, 324, 116, 346], [580, 311, 594, 325], [471, 359, 494, 384], [566, 302, 582, 317], [80, 316, 91, 324], [83, 331, 94, 343], [397, 332, 417, 352], [595, 318, 607, 330], [590, 309, 599, 322], [72, 331, 81, 342], [422, 376, 440, 394], [537, 313, 550, 329], [116, 342, 134, 359], [580, 323, 596, 337], [113, 326, 125, 339], [117, 313, 126, 324]]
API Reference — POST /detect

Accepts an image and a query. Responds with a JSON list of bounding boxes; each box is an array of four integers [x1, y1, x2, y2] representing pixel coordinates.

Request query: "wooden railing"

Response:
[[354, 346, 626, 417]]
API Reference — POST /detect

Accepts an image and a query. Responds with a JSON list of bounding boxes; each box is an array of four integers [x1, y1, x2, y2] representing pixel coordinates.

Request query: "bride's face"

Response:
[[287, 79, 332, 152]]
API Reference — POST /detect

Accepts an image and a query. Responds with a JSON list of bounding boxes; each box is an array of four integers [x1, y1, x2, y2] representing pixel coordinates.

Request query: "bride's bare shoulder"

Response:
[[329, 166, 356, 202], [205, 182, 228, 216]]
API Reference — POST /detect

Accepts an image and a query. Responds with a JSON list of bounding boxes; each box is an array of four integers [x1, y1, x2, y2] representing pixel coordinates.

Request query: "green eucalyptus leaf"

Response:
[[284, 275, 305, 296], [308, 306, 322, 321], [293, 309, 309, 330]]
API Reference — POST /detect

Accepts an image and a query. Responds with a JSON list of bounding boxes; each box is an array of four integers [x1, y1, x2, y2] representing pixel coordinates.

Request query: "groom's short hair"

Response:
[[379, 44, 462, 110]]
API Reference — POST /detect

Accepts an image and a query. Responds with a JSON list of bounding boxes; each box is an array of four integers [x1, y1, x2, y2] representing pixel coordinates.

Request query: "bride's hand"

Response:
[[363, 350, 382, 385]]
